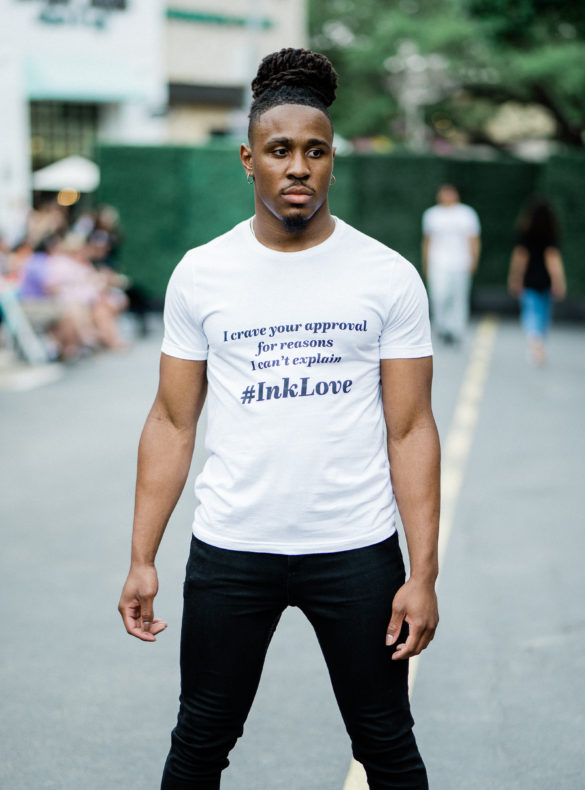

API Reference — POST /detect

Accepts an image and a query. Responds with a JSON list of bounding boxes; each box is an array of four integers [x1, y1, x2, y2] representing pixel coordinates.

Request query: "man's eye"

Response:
[[308, 149, 324, 158], [272, 148, 288, 156]]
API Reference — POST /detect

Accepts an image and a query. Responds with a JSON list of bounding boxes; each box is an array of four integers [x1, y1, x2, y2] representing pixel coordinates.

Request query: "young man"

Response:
[[422, 183, 481, 345], [119, 48, 440, 790]]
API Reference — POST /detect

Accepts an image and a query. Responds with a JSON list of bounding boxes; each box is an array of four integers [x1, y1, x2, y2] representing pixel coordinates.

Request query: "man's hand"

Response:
[[385, 578, 439, 660], [118, 564, 168, 642]]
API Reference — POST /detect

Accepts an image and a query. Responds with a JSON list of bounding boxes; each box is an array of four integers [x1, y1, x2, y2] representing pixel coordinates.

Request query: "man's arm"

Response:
[[421, 235, 430, 280], [118, 354, 207, 642], [469, 234, 481, 274], [381, 356, 440, 660]]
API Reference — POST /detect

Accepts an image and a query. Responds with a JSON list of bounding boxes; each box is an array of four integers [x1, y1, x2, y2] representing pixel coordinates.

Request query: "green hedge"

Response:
[[95, 144, 584, 300], [95, 144, 254, 300], [329, 155, 541, 289], [538, 153, 585, 295]]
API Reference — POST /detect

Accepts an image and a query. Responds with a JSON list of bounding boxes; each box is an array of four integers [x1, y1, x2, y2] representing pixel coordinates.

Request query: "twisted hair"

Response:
[[248, 48, 338, 137]]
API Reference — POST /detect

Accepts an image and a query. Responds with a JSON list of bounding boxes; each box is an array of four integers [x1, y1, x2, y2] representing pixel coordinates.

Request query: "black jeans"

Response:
[[161, 533, 428, 789]]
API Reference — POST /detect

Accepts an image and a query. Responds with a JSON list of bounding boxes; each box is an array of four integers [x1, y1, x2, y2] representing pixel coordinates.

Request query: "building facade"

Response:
[[165, 1, 306, 143], [0, 0, 306, 243]]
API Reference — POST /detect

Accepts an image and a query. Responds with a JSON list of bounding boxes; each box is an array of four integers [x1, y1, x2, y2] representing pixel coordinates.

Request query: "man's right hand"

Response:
[[118, 564, 168, 642]]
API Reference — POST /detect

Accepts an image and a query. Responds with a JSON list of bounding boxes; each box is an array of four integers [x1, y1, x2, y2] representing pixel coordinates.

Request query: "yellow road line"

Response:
[[342, 316, 499, 790]]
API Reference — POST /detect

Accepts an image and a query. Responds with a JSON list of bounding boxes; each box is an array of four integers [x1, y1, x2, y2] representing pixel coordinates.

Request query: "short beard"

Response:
[[281, 214, 309, 234]]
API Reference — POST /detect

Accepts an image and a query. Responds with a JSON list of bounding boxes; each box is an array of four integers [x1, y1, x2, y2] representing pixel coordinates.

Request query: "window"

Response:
[[30, 102, 100, 170]]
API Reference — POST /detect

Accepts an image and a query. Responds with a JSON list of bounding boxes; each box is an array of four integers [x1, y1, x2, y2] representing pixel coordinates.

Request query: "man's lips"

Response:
[[281, 186, 314, 205]]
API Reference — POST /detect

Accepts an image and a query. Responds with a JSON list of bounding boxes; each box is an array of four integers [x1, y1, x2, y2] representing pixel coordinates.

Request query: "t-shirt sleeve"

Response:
[[379, 258, 433, 359], [422, 207, 433, 235], [466, 206, 481, 235], [161, 254, 208, 360]]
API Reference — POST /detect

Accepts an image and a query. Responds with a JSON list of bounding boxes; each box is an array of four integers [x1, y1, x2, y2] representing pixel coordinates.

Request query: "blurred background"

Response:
[[2, 0, 584, 331], [1, 3, 584, 789]]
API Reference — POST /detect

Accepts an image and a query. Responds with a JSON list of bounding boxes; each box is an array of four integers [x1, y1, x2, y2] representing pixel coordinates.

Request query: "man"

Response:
[[422, 183, 481, 344], [119, 48, 440, 790]]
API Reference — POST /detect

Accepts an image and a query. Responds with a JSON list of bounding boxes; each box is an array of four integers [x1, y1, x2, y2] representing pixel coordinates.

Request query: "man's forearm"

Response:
[[421, 237, 429, 279], [469, 236, 481, 273], [130, 413, 196, 565], [388, 418, 440, 583]]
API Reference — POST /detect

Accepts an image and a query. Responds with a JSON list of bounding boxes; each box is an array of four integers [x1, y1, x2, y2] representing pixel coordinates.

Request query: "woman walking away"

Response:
[[508, 196, 566, 365]]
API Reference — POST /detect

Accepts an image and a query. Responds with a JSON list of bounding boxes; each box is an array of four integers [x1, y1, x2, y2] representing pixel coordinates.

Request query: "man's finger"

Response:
[[119, 597, 166, 642], [138, 593, 155, 631], [120, 606, 157, 641], [137, 616, 167, 641], [392, 628, 422, 659], [149, 619, 168, 636], [141, 614, 153, 632], [391, 624, 433, 660], [385, 608, 405, 646]]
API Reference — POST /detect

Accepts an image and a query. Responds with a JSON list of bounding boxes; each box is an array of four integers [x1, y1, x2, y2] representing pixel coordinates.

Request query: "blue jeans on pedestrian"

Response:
[[521, 288, 552, 339], [161, 533, 428, 790]]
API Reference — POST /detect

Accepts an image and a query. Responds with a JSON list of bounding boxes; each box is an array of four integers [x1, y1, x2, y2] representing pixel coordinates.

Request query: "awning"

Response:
[[31, 156, 100, 192]]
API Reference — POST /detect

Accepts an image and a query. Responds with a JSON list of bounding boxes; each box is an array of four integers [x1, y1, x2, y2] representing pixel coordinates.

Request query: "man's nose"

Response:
[[286, 151, 310, 179]]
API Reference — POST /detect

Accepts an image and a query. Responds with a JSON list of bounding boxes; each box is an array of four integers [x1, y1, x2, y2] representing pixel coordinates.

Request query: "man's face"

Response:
[[437, 186, 459, 206], [241, 104, 335, 231]]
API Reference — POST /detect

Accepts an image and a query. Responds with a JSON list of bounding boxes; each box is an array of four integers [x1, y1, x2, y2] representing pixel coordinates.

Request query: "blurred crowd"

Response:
[[0, 202, 138, 362]]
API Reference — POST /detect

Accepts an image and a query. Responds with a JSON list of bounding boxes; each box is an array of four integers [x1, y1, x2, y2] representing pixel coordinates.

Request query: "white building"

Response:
[[0, 0, 306, 243], [1, 0, 167, 243], [165, 1, 307, 143]]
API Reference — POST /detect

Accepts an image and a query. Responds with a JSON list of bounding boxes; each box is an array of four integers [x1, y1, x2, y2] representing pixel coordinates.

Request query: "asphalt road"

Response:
[[1, 316, 583, 790]]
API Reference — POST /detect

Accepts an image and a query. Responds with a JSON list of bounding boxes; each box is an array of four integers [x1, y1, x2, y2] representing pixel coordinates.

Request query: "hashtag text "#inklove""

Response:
[[240, 376, 352, 405]]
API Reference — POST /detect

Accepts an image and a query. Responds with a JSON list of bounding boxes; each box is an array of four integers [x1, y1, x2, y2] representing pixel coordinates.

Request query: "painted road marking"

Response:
[[342, 316, 499, 790]]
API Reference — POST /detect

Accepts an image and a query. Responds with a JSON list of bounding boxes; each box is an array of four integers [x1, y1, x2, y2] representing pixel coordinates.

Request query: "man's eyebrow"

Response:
[[265, 136, 331, 148], [307, 138, 331, 148]]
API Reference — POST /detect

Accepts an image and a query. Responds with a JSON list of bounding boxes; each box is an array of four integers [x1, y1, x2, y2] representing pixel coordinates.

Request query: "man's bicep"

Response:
[[154, 354, 207, 429], [380, 357, 433, 439]]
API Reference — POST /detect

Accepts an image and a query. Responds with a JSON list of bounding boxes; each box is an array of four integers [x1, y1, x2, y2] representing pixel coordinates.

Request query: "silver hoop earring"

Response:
[[247, 173, 255, 184], [329, 174, 336, 186]]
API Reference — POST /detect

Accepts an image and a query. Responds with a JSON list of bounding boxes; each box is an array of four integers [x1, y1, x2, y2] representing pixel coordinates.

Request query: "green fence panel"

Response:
[[331, 154, 540, 287], [538, 154, 585, 295], [96, 144, 253, 300], [96, 144, 583, 301]]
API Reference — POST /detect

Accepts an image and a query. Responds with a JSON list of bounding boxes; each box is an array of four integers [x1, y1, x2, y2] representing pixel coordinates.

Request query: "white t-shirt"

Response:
[[162, 217, 432, 554], [422, 203, 480, 273]]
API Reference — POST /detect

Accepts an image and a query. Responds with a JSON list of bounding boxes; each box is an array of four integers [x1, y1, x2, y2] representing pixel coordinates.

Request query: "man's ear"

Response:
[[240, 143, 253, 176]]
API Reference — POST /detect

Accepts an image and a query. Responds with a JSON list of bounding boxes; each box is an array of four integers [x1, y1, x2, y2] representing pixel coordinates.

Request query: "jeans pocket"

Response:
[[184, 535, 206, 594]]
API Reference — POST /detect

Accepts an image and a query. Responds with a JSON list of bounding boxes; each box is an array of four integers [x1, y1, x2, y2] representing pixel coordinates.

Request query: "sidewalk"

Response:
[[0, 347, 64, 391], [0, 312, 156, 391]]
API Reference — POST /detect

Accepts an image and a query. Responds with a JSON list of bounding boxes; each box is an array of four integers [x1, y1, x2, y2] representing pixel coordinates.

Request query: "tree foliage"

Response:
[[308, 0, 585, 148]]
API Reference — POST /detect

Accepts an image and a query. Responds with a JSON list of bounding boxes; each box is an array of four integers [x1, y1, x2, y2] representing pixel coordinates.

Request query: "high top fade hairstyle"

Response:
[[248, 48, 338, 141]]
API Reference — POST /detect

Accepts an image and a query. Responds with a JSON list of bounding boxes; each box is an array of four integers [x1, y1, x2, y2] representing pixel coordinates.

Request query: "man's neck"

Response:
[[251, 206, 336, 252]]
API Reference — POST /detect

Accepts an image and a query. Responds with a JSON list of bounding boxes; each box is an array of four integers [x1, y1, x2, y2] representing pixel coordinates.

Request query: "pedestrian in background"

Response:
[[422, 184, 481, 345], [119, 47, 440, 789], [507, 196, 566, 366]]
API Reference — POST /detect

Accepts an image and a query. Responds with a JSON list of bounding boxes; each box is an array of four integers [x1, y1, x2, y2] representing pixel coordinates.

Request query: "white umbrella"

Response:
[[32, 156, 100, 193]]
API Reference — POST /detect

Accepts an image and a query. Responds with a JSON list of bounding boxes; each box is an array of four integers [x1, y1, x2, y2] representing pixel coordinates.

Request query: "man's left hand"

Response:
[[385, 578, 439, 660]]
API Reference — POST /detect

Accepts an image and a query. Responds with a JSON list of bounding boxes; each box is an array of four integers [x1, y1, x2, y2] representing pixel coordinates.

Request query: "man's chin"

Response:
[[281, 213, 310, 234]]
